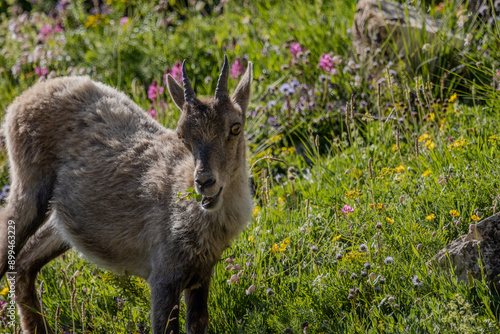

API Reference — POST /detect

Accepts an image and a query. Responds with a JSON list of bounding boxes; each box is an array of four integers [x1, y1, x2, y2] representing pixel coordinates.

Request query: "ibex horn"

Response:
[[215, 54, 229, 100], [182, 59, 196, 103]]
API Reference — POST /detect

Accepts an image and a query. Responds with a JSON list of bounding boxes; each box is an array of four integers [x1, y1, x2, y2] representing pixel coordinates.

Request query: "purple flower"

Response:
[[231, 59, 245, 79], [54, 25, 64, 33], [290, 42, 302, 57], [267, 116, 278, 127], [341, 205, 354, 215], [148, 106, 158, 118], [35, 67, 48, 77], [39, 24, 53, 36], [147, 80, 164, 101], [291, 79, 300, 88], [120, 17, 129, 26], [279, 83, 295, 95], [319, 54, 335, 73], [164, 61, 182, 84]]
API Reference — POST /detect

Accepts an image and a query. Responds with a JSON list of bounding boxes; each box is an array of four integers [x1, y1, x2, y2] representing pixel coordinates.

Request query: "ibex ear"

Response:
[[166, 74, 185, 111], [232, 62, 253, 113]]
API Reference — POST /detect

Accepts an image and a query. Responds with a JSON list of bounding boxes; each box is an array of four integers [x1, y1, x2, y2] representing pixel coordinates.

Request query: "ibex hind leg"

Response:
[[16, 215, 71, 334], [0, 176, 55, 278]]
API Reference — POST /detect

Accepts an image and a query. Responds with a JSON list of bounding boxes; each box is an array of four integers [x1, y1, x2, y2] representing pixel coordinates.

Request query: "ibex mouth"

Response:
[[201, 187, 223, 209]]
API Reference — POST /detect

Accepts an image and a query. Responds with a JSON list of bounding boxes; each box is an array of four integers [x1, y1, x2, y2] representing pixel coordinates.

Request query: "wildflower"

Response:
[[120, 17, 129, 26], [411, 275, 423, 286], [279, 83, 295, 95], [0, 286, 8, 295], [449, 210, 460, 217], [290, 79, 300, 88], [341, 205, 354, 215], [148, 106, 158, 119], [422, 170, 432, 177], [38, 24, 53, 42], [385, 217, 394, 224], [319, 54, 334, 73], [346, 189, 362, 198], [428, 113, 435, 121], [266, 287, 274, 296], [359, 244, 368, 252], [335, 252, 343, 260], [350, 272, 358, 280], [267, 116, 278, 127], [426, 214, 435, 220], [471, 214, 480, 221], [84, 14, 106, 28], [164, 60, 182, 84], [147, 80, 164, 101], [289, 42, 302, 57], [360, 270, 368, 277], [364, 262, 371, 270], [394, 165, 405, 173], [253, 207, 259, 215], [418, 133, 429, 142], [384, 256, 394, 265], [35, 67, 48, 77], [230, 59, 245, 79], [422, 43, 432, 52], [269, 243, 279, 252], [392, 144, 398, 152], [11, 65, 21, 77], [448, 93, 457, 103], [388, 296, 395, 304], [248, 235, 255, 244], [245, 284, 256, 295], [424, 140, 436, 149]]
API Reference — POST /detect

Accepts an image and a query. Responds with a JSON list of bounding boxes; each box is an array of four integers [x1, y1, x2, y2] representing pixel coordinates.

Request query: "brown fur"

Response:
[[0, 60, 253, 334]]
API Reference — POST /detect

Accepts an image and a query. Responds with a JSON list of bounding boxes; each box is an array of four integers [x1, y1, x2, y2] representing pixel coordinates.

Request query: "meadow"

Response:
[[0, 0, 500, 333]]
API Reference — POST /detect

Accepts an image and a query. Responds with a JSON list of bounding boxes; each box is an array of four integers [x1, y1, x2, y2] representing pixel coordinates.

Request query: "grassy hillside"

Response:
[[0, 0, 500, 333]]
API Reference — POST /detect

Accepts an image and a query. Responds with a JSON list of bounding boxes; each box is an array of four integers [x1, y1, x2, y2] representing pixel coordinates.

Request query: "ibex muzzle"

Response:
[[0, 55, 253, 334]]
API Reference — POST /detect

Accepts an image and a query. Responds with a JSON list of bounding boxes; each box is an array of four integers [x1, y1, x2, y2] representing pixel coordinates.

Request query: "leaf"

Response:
[[187, 187, 195, 193], [195, 194, 203, 202]]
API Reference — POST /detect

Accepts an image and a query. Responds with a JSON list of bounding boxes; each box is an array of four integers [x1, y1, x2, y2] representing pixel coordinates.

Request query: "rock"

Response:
[[431, 212, 500, 290]]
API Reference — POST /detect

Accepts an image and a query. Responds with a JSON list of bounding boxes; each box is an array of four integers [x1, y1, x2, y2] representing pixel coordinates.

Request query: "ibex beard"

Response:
[[0, 55, 253, 334]]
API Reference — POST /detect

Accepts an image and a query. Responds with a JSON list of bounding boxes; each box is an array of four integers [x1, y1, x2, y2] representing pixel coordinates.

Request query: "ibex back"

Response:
[[0, 55, 253, 334]]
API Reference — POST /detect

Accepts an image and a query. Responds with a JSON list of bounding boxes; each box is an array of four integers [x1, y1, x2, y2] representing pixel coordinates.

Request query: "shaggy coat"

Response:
[[0, 58, 253, 334]]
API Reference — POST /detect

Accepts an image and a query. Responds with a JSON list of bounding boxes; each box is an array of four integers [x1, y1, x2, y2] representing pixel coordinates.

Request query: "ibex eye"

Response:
[[231, 123, 241, 135]]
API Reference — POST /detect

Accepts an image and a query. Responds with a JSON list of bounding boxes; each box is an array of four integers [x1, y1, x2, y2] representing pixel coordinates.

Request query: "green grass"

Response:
[[1, 0, 500, 333]]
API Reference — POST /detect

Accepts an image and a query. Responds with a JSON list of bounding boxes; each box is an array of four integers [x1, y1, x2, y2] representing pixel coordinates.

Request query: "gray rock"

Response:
[[431, 212, 500, 289]]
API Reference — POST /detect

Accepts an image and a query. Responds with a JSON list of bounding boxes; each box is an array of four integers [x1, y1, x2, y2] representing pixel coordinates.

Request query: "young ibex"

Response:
[[0, 55, 253, 334]]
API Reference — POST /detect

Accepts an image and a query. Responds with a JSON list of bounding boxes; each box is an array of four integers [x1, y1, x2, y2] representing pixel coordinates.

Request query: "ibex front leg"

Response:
[[149, 270, 182, 334], [185, 279, 210, 334]]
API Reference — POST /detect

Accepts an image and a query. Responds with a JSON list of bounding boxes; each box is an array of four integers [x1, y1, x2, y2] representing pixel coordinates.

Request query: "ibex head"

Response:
[[165, 55, 252, 211]]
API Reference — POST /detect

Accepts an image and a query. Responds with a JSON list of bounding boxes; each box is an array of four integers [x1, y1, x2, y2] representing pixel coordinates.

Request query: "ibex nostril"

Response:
[[195, 178, 216, 188]]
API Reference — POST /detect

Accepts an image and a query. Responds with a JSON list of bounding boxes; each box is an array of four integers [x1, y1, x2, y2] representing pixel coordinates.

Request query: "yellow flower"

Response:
[[84, 14, 107, 28], [428, 113, 435, 121], [377, 203, 386, 210], [418, 133, 430, 142], [392, 144, 399, 152], [269, 243, 279, 252], [253, 207, 259, 215], [440, 124, 445, 131], [346, 189, 362, 198], [422, 170, 432, 177], [471, 214, 480, 221], [449, 210, 460, 217], [426, 214, 436, 220], [448, 93, 457, 103], [283, 237, 291, 245], [386, 217, 394, 224], [248, 236, 255, 244], [279, 242, 287, 252], [269, 134, 283, 143], [0, 286, 8, 295], [332, 235, 341, 242], [278, 197, 286, 202], [424, 141, 436, 149], [394, 165, 405, 173]]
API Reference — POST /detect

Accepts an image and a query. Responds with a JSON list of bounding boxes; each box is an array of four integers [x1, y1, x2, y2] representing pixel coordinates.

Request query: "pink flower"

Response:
[[148, 106, 158, 118], [164, 61, 182, 84], [290, 43, 302, 57], [39, 24, 53, 36], [341, 205, 354, 215], [120, 17, 129, 26], [147, 80, 164, 101], [38, 24, 53, 42], [35, 67, 48, 77], [319, 54, 334, 73], [54, 25, 64, 33], [230, 59, 245, 79]]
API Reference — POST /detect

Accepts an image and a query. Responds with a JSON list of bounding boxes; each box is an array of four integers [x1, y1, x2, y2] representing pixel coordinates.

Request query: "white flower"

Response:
[[384, 256, 394, 265], [422, 43, 432, 52]]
